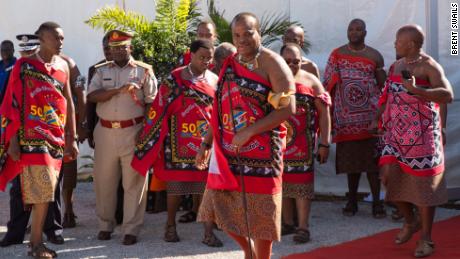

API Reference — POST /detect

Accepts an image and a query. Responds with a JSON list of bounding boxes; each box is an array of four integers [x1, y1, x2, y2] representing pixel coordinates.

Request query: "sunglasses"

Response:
[[285, 59, 301, 65]]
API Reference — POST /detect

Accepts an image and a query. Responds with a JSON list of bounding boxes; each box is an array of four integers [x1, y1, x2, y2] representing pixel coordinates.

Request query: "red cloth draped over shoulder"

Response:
[[0, 58, 68, 191], [206, 55, 286, 194], [323, 48, 381, 143], [131, 67, 215, 183], [283, 83, 331, 184]]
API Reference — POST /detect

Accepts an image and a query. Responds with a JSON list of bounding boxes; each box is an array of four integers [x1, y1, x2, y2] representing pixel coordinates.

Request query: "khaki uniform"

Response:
[[88, 57, 157, 236]]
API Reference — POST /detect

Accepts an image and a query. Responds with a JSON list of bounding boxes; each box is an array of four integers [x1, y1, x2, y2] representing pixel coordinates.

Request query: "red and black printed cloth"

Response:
[[131, 67, 214, 182], [206, 56, 286, 195], [378, 74, 444, 176], [323, 49, 381, 143], [0, 58, 68, 191], [283, 83, 331, 184]]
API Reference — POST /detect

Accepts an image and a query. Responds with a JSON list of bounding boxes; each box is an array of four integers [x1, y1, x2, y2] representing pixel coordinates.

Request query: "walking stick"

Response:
[[225, 76, 254, 259]]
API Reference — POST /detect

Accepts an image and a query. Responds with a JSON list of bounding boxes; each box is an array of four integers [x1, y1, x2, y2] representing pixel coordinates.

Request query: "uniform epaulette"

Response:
[[133, 60, 153, 70], [94, 60, 114, 69]]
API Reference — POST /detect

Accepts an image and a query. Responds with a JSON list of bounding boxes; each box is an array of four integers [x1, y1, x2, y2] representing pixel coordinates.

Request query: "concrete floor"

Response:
[[1, 182, 459, 259]]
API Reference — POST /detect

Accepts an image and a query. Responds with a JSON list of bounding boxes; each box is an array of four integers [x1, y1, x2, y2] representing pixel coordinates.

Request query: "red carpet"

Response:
[[284, 215, 460, 259]]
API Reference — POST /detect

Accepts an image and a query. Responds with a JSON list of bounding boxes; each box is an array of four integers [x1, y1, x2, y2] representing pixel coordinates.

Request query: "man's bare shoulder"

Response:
[[54, 55, 70, 73], [260, 48, 285, 68], [301, 57, 320, 77], [59, 54, 76, 67], [422, 54, 442, 70], [335, 45, 348, 54], [419, 54, 446, 80], [365, 46, 384, 63]]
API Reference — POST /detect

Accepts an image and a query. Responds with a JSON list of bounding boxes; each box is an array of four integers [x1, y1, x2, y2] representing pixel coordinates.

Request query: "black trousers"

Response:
[[1, 172, 63, 242]]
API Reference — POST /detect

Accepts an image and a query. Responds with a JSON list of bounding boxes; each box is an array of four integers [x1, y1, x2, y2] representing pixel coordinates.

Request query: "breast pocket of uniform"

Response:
[[101, 72, 116, 89]]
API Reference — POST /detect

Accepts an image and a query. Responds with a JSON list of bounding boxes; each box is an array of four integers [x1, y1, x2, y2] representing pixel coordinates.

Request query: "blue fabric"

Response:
[[0, 57, 16, 103]]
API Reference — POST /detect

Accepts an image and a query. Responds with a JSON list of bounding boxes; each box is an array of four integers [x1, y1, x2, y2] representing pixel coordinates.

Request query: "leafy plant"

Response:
[[85, 0, 201, 80]]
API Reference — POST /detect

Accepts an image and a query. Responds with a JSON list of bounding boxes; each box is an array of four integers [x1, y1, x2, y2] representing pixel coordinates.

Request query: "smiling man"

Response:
[[196, 12, 296, 259]]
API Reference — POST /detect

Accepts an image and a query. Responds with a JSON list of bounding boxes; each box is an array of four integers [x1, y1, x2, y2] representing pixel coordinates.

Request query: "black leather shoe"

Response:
[[0, 238, 23, 247], [122, 235, 137, 246], [47, 234, 65, 245], [97, 231, 112, 241]]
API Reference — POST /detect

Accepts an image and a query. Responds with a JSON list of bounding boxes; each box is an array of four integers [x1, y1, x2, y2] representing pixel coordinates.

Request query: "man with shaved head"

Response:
[[197, 12, 295, 259], [323, 18, 387, 219], [377, 24, 453, 258], [212, 42, 236, 74], [283, 25, 320, 78]]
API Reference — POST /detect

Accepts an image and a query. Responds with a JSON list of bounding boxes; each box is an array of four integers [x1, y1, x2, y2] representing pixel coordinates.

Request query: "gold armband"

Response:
[[267, 90, 295, 109]]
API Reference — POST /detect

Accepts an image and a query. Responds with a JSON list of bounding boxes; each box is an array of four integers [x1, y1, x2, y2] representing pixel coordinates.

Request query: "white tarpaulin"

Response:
[[1, 0, 459, 194]]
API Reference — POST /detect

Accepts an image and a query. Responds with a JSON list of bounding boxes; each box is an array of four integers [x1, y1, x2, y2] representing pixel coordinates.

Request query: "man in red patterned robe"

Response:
[[323, 18, 387, 218]]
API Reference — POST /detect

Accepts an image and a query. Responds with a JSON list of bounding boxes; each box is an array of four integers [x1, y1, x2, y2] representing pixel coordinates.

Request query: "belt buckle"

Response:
[[111, 121, 121, 129]]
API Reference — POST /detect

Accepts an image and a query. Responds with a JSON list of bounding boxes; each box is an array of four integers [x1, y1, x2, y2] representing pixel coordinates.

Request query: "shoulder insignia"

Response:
[[94, 60, 114, 69], [133, 60, 153, 70]]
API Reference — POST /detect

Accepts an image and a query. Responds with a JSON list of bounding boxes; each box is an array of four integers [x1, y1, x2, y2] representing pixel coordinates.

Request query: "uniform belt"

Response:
[[100, 116, 144, 129]]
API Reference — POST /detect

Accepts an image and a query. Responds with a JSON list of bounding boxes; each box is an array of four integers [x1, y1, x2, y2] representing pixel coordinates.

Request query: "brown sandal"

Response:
[[27, 243, 57, 258], [414, 239, 435, 258], [202, 232, 223, 247], [395, 221, 421, 245], [164, 224, 180, 242], [293, 228, 311, 244]]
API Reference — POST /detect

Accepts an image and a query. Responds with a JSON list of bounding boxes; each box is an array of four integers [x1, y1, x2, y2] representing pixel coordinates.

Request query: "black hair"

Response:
[[230, 12, 260, 33], [190, 39, 214, 53], [280, 43, 302, 55], [349, 18, 366, 30], [35, 21, 62, 35], [197, 20, 216, 31], [0, 40, 14, 48]]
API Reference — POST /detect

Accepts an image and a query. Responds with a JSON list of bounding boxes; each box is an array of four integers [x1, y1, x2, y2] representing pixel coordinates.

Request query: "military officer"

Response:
[[87, 30, 157, 245]]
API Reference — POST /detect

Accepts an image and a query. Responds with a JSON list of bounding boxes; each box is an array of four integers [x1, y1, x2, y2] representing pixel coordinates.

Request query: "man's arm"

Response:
[[62, 60, 79, 160], [403, 61, 454, 104], [142, 67, 158, 113], [440, 103, 447, 145], [374, 51, 387, 89], [86, 68, 130, 103], [67, 59, 87, 142], [232, 51, 296, 147], [311, 76, 331, 164], [301, 61, 320, 79]]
